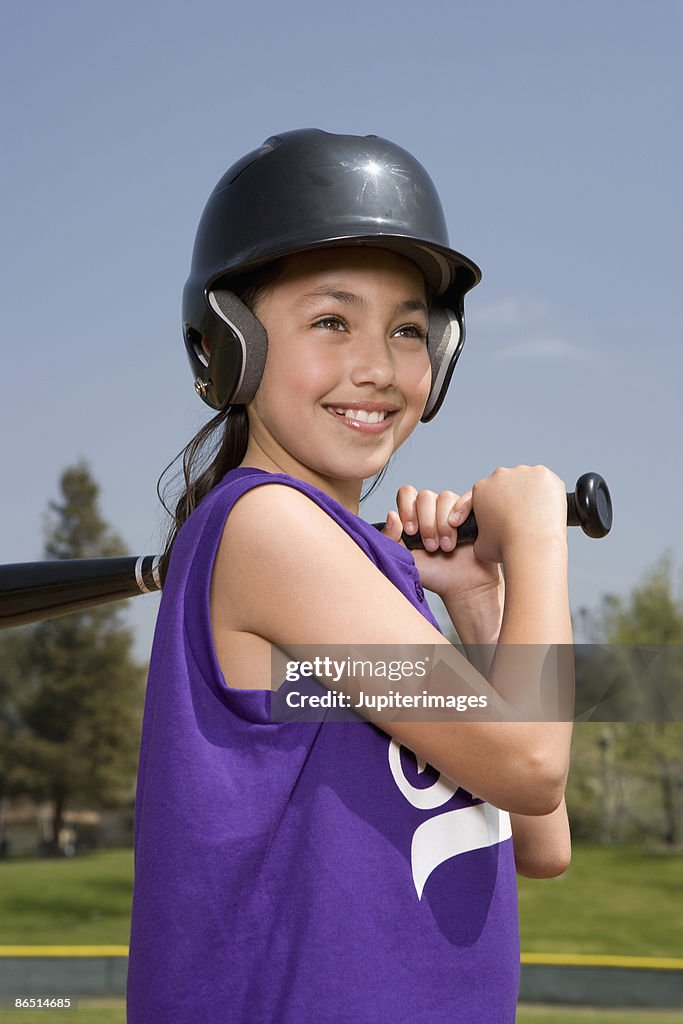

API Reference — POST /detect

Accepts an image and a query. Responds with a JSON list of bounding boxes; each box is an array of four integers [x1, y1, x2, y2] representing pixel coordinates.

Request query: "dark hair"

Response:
[[157, 260, 393, 584]]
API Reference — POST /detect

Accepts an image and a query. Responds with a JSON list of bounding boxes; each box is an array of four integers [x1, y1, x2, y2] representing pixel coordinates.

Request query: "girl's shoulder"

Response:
[[208, 465, 440, 657], [205, 465, 414, 569]]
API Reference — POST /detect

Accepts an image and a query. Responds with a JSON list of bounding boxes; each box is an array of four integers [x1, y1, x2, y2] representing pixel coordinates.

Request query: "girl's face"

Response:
[[242, 247, 432, 508]]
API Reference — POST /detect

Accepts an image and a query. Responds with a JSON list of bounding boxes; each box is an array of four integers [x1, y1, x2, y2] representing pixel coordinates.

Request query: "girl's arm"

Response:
[[442, 564, 572, 879], [212, 472, 572, 817], [509, 800, 571, 878]]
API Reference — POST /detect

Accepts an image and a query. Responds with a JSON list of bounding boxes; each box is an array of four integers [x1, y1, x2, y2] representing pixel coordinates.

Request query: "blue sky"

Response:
[[2, 0, 681, 657]]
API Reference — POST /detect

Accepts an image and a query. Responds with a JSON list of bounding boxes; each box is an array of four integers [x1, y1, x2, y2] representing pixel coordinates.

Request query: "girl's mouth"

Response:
[[325, 406, 397, 434]]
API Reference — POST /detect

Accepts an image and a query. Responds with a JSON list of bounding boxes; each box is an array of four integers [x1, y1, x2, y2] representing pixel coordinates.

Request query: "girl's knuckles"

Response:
[[396, 489, 417, 504]]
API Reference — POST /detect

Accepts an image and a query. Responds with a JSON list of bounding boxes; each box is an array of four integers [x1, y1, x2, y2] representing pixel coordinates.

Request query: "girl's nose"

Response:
[[348, 334, 398, 390]]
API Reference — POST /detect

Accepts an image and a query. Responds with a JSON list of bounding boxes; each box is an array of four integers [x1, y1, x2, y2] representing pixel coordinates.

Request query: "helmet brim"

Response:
[[206, 233, 481, 308]]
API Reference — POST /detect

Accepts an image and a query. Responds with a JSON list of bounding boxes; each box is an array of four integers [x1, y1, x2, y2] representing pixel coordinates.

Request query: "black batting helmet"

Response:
[[182, 129, 481, 422]]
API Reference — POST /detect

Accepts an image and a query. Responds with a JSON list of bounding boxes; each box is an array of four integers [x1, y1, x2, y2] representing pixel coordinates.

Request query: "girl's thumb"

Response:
[[381, 510, 403, 543]]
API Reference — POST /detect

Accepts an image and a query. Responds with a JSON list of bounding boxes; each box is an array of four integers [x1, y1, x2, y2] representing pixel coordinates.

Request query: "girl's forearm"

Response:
[[444, 538, 574, 787], [442, 580, 504, 678], [498, 537, 573, 645], [442, 536, 572, 646], [493, 538, 574, 786], [511, 796, 572, 878]]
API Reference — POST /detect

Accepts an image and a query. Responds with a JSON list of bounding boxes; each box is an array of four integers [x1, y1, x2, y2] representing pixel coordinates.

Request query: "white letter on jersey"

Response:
[[388, 739, 512, 899]]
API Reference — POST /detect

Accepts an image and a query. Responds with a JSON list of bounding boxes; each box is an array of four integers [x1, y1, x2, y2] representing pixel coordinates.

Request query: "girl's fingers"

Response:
[[447, 491, 473, 530], [393, 486, 472, 552], [395, 485, 419, 535], [434, 491, 460, 551], [380, 509, 404, 543], [414, 490, 441, 551], [396, 486, 438, 547]]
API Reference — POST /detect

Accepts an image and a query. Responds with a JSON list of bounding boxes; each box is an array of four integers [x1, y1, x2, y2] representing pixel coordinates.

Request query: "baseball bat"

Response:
[[0, 556, 161, 630], [0, 473, 611, 630]]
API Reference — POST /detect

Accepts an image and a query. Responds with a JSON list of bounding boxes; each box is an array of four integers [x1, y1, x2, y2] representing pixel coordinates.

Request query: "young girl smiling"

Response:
[[127, 129, 572, 1024]]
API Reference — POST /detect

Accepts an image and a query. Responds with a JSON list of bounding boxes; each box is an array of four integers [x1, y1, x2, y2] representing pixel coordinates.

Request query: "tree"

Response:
[[569, 554, 683, 848], [6, 461, 146, 855], [0, 630, 28, 854], [600, 555, 683, 847]]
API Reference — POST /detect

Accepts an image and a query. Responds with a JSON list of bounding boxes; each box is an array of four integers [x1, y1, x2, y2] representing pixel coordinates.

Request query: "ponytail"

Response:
[[157, 406, 249, 585]]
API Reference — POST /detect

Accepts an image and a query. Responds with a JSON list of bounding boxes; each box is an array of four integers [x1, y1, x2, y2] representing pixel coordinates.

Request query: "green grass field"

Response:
[[517, 842, 683, 956], [0, 850, 132, 945], [517, 1008, 683, 1023], [0, 1000, 123, 1024], [1, 842, 681, 952], [0, 843, 681, 1022]]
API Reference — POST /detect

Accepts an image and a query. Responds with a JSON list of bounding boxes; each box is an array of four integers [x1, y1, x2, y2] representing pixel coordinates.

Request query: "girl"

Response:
[[127, 129, 572, 1023]]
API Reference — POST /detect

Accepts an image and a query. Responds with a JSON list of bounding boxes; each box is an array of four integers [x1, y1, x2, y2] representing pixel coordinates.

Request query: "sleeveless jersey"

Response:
[[127, 467, 519, 1023]]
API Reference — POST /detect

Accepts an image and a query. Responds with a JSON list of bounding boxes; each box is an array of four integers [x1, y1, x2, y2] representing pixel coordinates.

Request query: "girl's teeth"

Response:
[[335, 408, 385, 423]]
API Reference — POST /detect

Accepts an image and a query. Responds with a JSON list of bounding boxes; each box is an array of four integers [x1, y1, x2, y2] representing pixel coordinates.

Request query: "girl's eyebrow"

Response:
[[299, 287, 428, 318]]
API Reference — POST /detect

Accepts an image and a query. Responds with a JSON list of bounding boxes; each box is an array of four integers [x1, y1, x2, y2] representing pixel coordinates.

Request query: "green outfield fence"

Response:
[[1, 948, 682, 1009]]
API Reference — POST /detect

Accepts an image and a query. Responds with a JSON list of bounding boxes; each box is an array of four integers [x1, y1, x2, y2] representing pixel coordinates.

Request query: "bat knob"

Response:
[[568, 473, 613, 538]]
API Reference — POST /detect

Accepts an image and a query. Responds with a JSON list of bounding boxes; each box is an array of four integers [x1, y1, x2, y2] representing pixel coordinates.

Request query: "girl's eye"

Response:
[[311, 317, 428, 341], [394, 324, 429, 341], [313, 315, 347, 331]]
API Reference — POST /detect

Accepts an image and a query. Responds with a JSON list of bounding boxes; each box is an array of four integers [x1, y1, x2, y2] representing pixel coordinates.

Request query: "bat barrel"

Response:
[[0, 555, 161, 630]]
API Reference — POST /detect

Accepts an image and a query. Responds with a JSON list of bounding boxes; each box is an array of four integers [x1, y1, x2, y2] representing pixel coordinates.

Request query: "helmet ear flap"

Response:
[[421, 307, 465, 423], [201, 290, 269, 408]]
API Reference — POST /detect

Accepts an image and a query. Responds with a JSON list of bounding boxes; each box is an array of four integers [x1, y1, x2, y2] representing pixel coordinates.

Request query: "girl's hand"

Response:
[[381, 486, 502, 603], [469, 465, 567, 565]]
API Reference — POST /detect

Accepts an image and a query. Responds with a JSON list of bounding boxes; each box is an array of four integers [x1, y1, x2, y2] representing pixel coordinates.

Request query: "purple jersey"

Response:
[[127, 467, 519, 1023]]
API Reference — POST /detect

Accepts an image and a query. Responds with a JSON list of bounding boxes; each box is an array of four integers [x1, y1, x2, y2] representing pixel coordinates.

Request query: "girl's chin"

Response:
[[300, 454, 389, 482], [278, 426, 406, 479]]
